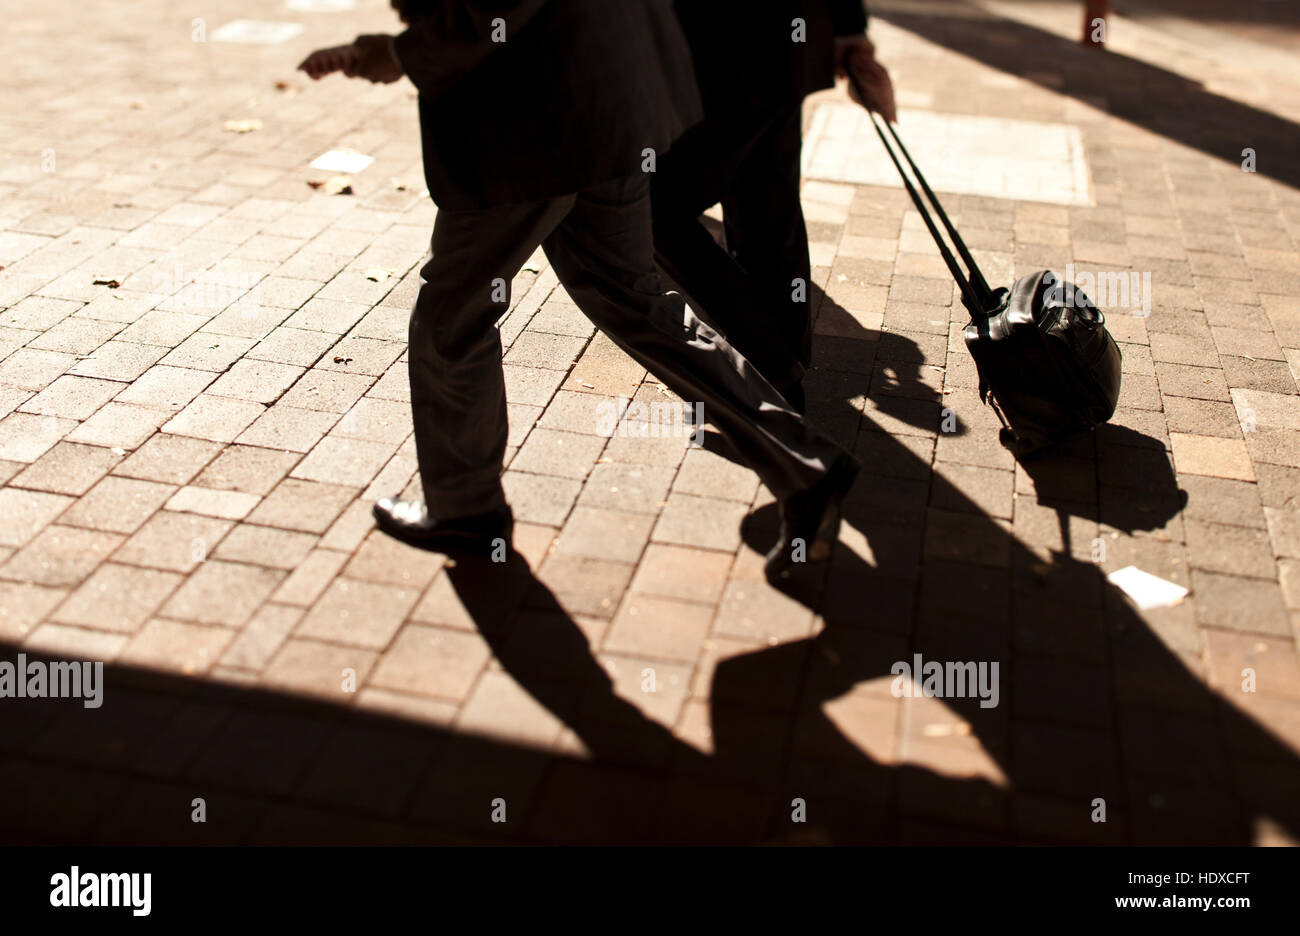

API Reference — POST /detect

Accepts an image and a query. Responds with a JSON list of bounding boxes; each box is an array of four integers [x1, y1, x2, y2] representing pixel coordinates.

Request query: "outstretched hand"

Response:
[[836, 36, 898, 124], [298, 45, 360, 81]]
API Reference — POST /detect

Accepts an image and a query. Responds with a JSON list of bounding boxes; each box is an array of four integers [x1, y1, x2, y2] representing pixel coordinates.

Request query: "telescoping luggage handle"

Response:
[[852, 84, 1014, 432], [856, 96, 995, 320]]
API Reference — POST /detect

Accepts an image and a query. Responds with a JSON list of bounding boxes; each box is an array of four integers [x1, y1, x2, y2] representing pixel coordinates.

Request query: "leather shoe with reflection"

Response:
[[764, 454, 859, 581], [372, 497, 513, 555]]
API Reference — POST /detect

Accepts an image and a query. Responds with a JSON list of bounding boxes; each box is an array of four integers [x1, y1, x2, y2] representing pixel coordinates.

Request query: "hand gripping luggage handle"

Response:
[[853, 85, 995, 318]]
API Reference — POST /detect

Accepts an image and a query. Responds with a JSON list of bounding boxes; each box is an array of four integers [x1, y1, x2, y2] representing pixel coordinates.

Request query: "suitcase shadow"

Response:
[[722, 303, 1299, 842]]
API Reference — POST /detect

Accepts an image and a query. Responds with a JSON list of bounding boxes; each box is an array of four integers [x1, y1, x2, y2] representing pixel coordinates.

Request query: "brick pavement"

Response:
[[0, 0, 1298, 844]]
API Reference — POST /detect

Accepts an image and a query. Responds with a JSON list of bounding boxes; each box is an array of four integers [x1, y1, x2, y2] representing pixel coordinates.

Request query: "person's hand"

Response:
[[835, 35, 898, 124], [297, 44, 360, 81], [344, 34, 404, 84]]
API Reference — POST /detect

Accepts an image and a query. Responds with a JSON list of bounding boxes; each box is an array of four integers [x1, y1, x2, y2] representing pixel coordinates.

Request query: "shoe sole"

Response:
[[765, 457, 860, 579], [372, 504, 513, 556]]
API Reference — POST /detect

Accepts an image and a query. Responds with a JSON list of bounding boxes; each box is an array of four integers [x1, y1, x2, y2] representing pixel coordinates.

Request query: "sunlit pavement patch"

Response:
[[803, 103, 1093, 206]]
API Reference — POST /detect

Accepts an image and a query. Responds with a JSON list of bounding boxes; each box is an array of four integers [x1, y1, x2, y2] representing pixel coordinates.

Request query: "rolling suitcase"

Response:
[[863, 108, 1123, 459]]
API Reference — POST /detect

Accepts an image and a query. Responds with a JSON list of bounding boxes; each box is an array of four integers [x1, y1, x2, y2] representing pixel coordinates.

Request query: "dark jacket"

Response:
[[675, 0, 868, 113], [393, 0, 704, 210]]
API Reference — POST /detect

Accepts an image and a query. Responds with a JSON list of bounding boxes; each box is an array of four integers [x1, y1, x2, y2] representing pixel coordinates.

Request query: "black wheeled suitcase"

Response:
[[863, 108, 1123, 459]]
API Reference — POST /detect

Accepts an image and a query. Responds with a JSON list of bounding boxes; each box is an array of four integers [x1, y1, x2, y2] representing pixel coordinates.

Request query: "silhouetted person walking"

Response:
[[304, 0, 859, 579], [653, 0, 893, 411]]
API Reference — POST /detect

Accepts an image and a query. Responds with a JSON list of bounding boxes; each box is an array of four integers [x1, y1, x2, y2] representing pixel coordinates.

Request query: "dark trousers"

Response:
[[407, 174, 843, 518], [651, 98, 813, 385]]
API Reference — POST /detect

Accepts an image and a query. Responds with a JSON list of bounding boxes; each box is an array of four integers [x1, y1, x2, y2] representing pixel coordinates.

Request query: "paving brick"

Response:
[[297, 578, 420, 649], [164, 485, 260, 521], [161, 394, 265, 443], [1191, 570, 1290, 637], [366, 622, 490, 699], [1178, 475, 1266, 529], [331, 397, 411, 446], [278, 369, 374, 414], [206, 359, 305, 404], [577, 462, 675, 516], [60, 476, 175, 534], [113, 510, 233, 574], [627, 543, 734, 606], [551, 505, 654, 564], [605, 594, 715, 663], [0, 581, 69, 641], [1247, 430, 1300, 469], [283, 297, 369, 335], [652, 492, 748, 553], [1169, 432, 1255, 481], [247, 326, 339, 368], [261, 638, 377, 701], [509, 426, 604, 480], [247, 478, 357, 534], [9, 441, 121, 495], [28, 317, 122, 356], [111, 433, 222, 485], [1204, 630, 1300, 701], [455, 670, 569, 748], [219, 603, 303, 671], [500, 470, 580, 526], [0, 412, 76, 462], [0, 487, 74, 549], [1184, 519, 1277, 579], [159, 333, 257, 372], [342, 529, 445, 590], [291, 436, 395, 488], [1231, 388, 1300, 433], [49, 563, 182, 633], [0, 525, 122, 587], [22, 623, 130, 662], [1154, 362, 1231, 401], [1221, 355, 1297, 394], [234, 404, 339, 453], [68, 341, 168, 382], [115, 310, 207, 348], [672, 447, 761, 504], [1162, 397, 1243, 439], [119, 618, 235, 675], [112, 365, 215, 411], [270, 548, 351, 608], [712, 579, 815, 644], [159, 560, 283, 627], [0, 348, 74, 391]]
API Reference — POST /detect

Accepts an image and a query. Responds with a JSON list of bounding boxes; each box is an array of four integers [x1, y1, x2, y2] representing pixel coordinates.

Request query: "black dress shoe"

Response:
[[372, 498, 513, 555], [764, 454, 860, 581]]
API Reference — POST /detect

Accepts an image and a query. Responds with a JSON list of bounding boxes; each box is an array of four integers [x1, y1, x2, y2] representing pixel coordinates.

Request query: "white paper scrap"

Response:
[[309, 150, 375, 174], [211, 20, 305, 44], [1107, 565, 1189, 611]]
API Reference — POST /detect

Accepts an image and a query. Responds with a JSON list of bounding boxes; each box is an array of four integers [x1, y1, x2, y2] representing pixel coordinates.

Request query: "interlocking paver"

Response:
[[9, 441, 121, 496], [59, 476, 175, 534], [49, 563, 182, 633], [0, 525, 123, 587], [369, 623, 489, 698], [113, 510, 234, 574]]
